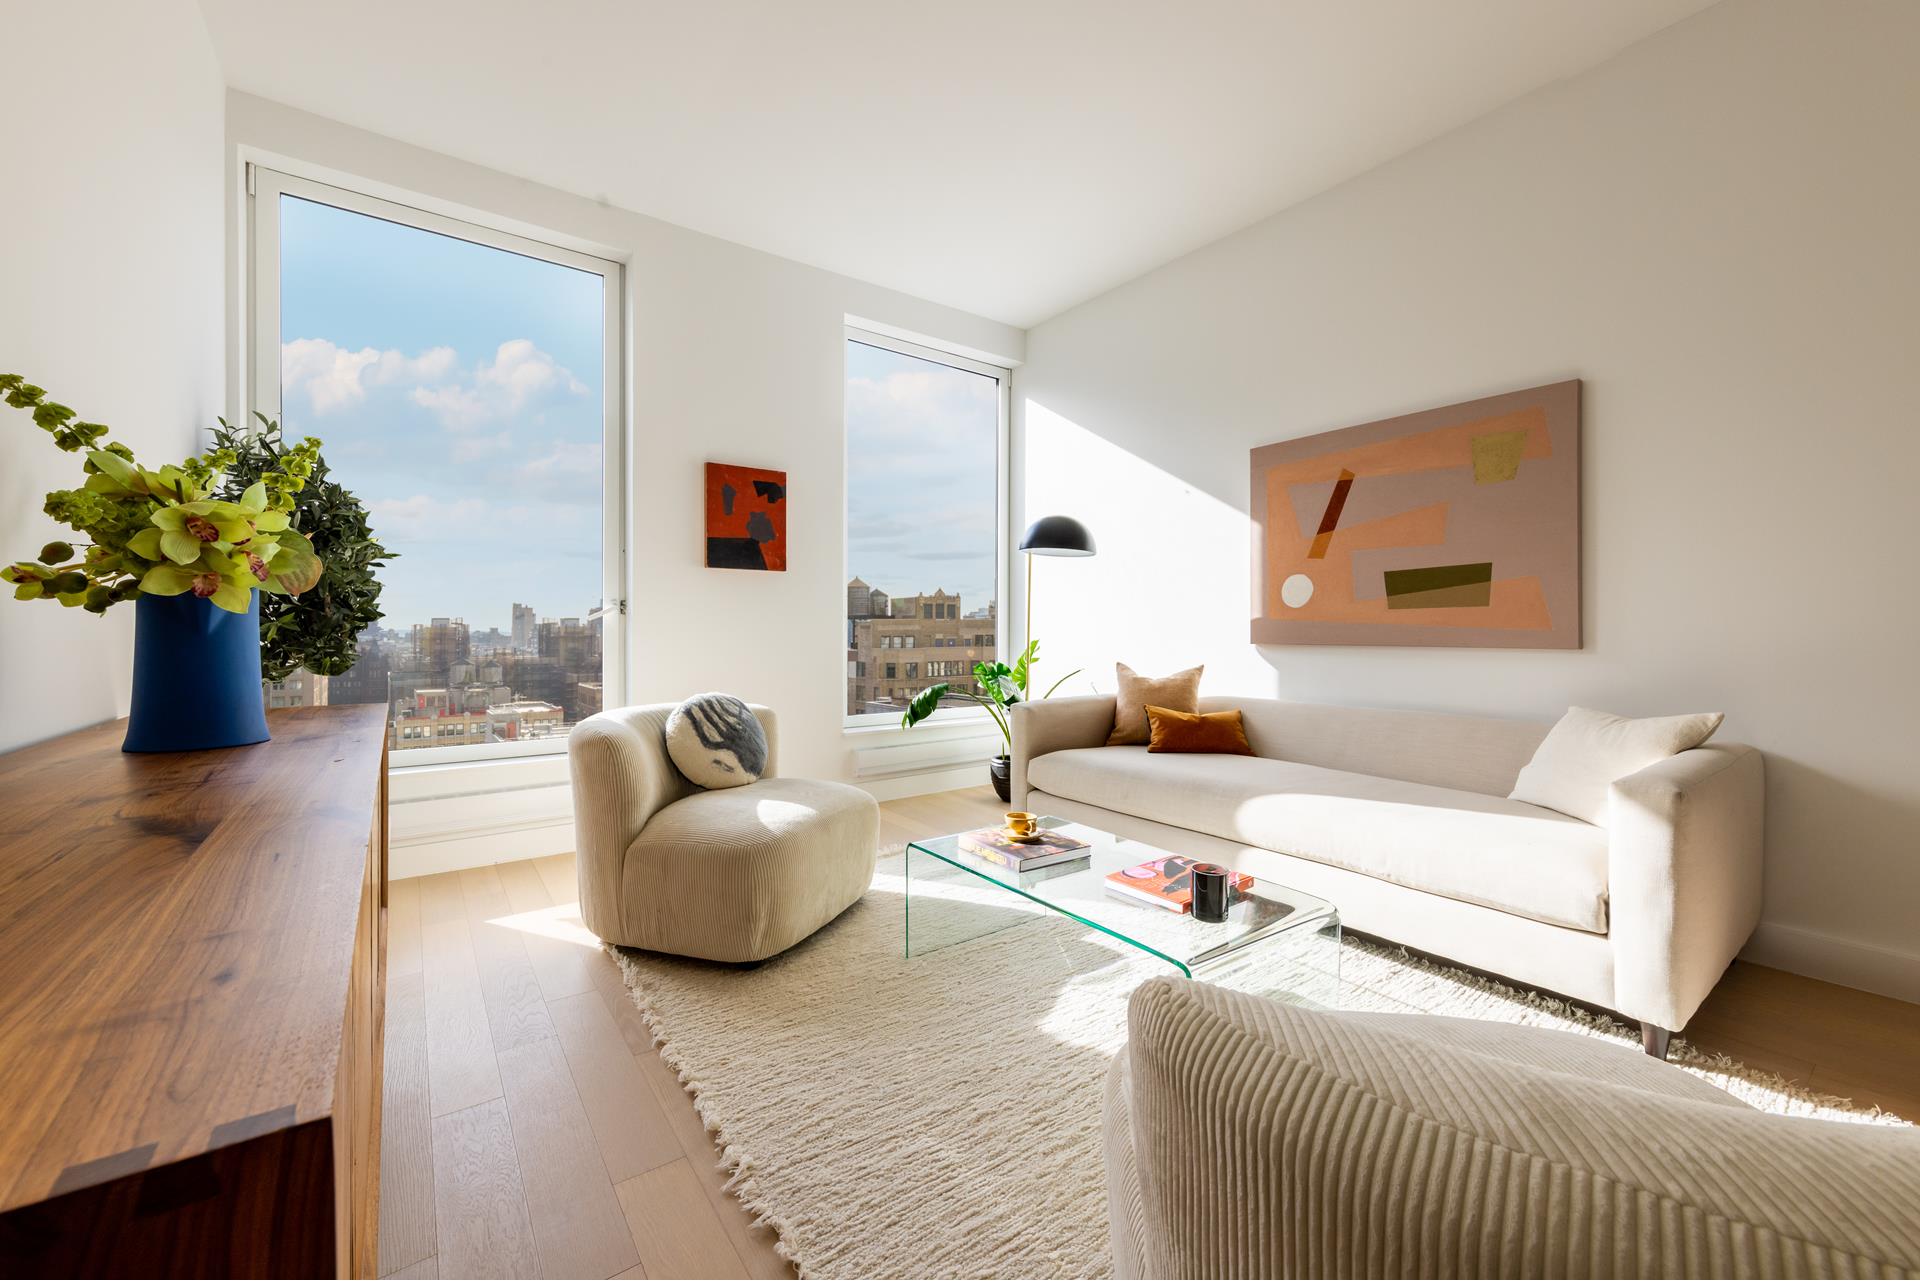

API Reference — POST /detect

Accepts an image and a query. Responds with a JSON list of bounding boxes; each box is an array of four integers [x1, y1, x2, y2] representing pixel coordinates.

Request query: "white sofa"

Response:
[[1106, 978, 1918, 1279], [1010, 695, 1764, 1050]]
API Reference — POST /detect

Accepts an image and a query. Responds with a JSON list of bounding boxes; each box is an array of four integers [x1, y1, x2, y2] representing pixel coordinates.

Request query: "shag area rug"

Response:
[[611, 854, 1905, 1280]]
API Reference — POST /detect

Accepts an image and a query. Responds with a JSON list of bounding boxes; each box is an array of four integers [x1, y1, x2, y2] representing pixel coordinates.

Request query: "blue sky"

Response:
[[844, 340, 999, 616], [280, 195, 998, 635], [278, 195, 604, 633]]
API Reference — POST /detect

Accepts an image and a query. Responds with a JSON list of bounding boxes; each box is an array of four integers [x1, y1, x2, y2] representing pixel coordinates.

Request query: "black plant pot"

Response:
[[989, 754, 1011, 803]]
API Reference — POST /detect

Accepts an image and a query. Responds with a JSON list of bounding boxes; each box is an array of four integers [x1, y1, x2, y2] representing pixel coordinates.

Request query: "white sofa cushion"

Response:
[[1028, 747, 1609, 933], [1509, 705, 1724, 825]]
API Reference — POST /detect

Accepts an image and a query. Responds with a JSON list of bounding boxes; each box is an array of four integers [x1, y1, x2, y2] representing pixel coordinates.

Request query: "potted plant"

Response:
[[2, 375, 325, 752], [899, 640, 1081, 802], [209, 413, 394, 683]]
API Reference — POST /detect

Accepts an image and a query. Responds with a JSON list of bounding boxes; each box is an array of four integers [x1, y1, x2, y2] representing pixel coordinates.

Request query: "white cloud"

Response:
[[282, 339, 378, 415], [514, 441, 603, 497], [365, 494, 490, 542], [281, 339, 457, 415], [407, 339, 590, 430], [284, 336, 586, 430], [846, 367, 995, 429], [845, 359, 999, 605], [479, 339, 588, 407], [410, 384, 492, 430], [451, 430, 514, 462], [375, 346, 457, 384]]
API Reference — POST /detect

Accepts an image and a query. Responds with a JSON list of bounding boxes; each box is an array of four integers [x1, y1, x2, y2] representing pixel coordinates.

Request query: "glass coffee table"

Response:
[[904, 817, 1340, 1006]]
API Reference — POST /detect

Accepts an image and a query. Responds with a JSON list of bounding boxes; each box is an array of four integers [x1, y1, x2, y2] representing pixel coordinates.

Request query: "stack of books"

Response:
[[958, 827, 1091, 873], [1105, 855, 1253, 914]]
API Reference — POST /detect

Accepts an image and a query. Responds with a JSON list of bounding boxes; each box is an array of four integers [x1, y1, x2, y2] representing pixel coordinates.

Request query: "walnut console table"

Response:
[[0, 705, 389, 1277]]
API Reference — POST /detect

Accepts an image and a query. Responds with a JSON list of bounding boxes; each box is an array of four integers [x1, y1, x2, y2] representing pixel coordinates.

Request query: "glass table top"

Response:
[[905, 818, 1338, 975]]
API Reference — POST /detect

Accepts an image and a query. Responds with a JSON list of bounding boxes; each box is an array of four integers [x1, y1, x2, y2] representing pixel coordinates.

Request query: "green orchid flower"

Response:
[[145, 464, 197, 504], [3, 563, 47, 600], [138, 555, 255, 614], [83, 448, 145, 495], [237, 480, 291, 533], [147, 499, 257, 565], [124, 527, 164, 562], [260, 530, 321, 595], [6, 376, 330, 618]]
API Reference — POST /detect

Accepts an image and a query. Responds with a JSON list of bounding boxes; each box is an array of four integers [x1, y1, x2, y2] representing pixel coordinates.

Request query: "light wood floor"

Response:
[[379, 785, 1920, 1278]]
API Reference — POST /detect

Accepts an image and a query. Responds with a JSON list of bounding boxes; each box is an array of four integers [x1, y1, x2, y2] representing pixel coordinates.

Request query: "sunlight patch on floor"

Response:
[[489, 902, 598, 948]]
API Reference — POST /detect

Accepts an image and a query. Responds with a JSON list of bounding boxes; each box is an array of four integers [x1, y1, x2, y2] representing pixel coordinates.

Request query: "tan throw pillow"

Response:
[[1107, 662, 1203, 745], [1509, 705, 1725, 826]]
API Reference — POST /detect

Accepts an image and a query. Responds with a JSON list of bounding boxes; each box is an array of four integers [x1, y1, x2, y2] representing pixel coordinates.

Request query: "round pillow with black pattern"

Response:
[[664, 692, 768, 789]]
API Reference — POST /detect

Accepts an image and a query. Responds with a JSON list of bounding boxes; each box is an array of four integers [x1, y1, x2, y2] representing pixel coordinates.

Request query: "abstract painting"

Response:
[[1250, 380, 1579, 648], [705, 462, 787, 571]]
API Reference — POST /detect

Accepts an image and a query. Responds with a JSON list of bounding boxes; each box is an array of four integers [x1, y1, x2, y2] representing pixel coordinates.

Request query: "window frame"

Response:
[[842, 325, 1010, 729], [248, 165, 627, 766]]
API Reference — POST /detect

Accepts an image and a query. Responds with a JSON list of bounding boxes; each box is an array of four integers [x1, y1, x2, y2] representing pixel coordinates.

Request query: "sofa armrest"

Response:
[[1009, 695, 1116, 809], [1608, 743, 1765, 1032]]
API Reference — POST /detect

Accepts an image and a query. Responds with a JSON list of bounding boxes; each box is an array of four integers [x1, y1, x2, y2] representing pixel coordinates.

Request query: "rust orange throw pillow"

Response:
[[1145, 705, 1253, 755]]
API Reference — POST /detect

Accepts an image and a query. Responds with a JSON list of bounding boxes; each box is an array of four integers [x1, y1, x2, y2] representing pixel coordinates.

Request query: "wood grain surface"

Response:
[[0, 705, 389, 1276]]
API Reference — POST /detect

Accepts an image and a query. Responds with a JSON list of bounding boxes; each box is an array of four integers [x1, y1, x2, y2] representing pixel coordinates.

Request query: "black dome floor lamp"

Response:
[[1018, 514, 1096, 686]]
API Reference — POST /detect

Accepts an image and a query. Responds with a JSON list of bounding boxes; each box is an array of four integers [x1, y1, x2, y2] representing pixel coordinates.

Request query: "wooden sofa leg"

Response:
[[1641, 1022, 1672, 1060]]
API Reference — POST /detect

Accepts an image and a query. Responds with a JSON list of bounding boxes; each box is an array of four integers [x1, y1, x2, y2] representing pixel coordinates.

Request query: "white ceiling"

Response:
[[199, 0, 1714, 328]]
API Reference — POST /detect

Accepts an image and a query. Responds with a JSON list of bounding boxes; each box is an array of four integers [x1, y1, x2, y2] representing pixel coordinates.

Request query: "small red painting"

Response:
[[704, 462, 787, 571]]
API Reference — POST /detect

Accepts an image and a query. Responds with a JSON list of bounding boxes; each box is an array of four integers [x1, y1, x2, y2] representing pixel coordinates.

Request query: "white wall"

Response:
[[0, 2, 226, 753], [1014, 0, 1920, 999], [225, 95, 1025, 874]]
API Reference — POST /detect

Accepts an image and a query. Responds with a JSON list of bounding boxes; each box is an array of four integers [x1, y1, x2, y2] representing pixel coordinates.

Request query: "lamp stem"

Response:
[[1024, 552, 1034, 688]]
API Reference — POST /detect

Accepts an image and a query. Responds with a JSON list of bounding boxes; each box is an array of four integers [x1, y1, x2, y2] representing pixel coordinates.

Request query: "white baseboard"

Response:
[[391, 815, 576, 879], [854, 763, 994, 802], [1742, 920, 1920, 1004], [389, 775, 577, 879]]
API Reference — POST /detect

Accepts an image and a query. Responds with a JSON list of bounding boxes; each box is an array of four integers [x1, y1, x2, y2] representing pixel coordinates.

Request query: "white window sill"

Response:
[[388, 748, 571, 805], [388, 738, 570, 771], [844, 707, 999, 737]]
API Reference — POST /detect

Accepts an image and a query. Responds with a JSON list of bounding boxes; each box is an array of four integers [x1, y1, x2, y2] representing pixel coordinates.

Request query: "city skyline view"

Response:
[[844, 339, 999, 611], [843, 336, 1002, 716], [277, 194, 607, 633]]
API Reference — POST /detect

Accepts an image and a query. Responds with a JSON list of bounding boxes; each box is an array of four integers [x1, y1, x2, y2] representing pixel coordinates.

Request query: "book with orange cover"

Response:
[[957, 827, 1091, 873], [1104, 855, 1253, 913]]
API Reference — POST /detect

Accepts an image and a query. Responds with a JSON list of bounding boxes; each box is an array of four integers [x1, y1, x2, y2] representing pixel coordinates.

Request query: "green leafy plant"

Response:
[[210, 414, 393, 680], [899, 639, 1082, 755], [0, 375, 324, 615]]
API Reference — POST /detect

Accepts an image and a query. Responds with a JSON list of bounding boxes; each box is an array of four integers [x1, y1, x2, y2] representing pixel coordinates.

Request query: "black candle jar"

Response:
[[1192, 863, 1231, 923]]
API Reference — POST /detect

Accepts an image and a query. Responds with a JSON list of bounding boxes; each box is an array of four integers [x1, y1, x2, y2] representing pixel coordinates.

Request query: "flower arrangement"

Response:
[[209, 413, 393, 681], [1, 375, 325, 614]]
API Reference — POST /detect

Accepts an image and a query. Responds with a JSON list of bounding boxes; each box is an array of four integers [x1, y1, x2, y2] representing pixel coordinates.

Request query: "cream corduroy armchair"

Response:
[[1106, 978, 1919, 1279], [569, 702, 878, 962]]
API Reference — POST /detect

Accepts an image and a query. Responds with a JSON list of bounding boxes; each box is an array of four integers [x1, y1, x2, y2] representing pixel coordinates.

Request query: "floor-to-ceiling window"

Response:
[[251, 168, 624, 760], [843, 328, 1007, 722]]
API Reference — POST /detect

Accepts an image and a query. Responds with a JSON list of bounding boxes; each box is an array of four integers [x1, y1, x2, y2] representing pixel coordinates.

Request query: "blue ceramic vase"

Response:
[[122, 592, 271, 753]]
